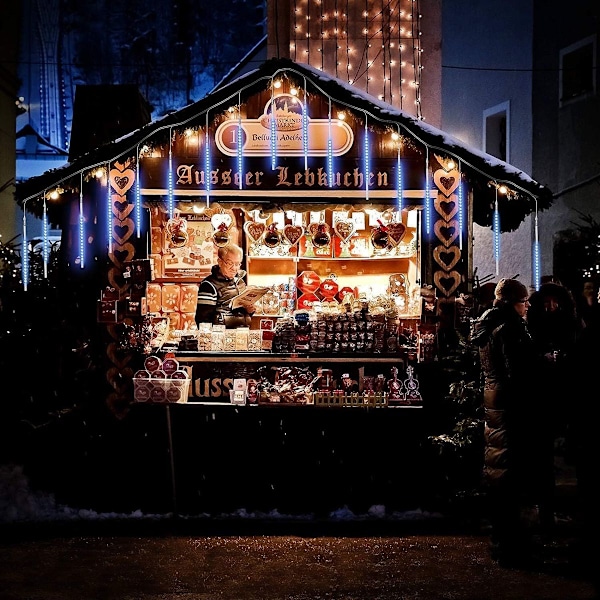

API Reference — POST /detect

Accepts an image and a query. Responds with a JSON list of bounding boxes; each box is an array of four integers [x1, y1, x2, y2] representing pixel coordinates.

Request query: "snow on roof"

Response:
[[15, 57, 552, 232]]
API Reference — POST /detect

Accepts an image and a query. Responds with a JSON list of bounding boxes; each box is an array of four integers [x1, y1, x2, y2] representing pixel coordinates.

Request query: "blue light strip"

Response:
[[302, 80, 308, 171], [396, 132, 403, 213], [327, 99, 333, 187], [364, 116, 369, 200], [168, 129, 174, 219], [205, 115, 211, 207], [270, 84, 277, 170], [533, 200, 541, 290], [237, 95, 243, 190], [136, 147, 141, 237], [42, 199, 48, 279], [107, 163, 112, 253], [424, 151, 431, 236], [493, 192, 500, 276], [22, 203, 29, 291], [457, 163, 463, 250], [79, 177, 85, 269]]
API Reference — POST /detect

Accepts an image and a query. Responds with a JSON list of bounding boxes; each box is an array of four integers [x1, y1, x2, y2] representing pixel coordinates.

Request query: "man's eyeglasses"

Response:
[[220, 257, 242, 268], [515, 299, 530, 304]]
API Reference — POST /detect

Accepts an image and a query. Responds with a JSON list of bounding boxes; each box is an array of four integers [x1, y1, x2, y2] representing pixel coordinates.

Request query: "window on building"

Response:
[[560, 35, 596, 105], [483, 101, 510, 162]]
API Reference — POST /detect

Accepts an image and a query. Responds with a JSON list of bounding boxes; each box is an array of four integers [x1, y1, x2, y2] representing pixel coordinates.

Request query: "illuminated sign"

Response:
[[215, 94, 354, 157]]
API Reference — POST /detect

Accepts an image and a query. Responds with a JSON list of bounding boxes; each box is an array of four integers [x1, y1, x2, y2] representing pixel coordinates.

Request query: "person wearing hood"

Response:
[[471, 277, 543, 566], [195, 244, 255, 328]]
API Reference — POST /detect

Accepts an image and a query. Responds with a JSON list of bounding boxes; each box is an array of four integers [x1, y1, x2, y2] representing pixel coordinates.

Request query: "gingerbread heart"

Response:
[[433, 219, 459, 248], [211, 212, 233, 231], [106, 393, 131, 418], [434, 193, 458, 221], [433, 168, 460, 197], [333, 220, 355, 243], [109, 168, 135, 195], [107, 344, 133, 370], [434, 270, 461, 297], [110, 241, 135, 265], [113, 218, 135, 245], [283, 224, 304, 246], [433, 245, 461, 270], [112, 198, 134, 221], [386, 222, 406, 247], [244, 221, 266, 242]]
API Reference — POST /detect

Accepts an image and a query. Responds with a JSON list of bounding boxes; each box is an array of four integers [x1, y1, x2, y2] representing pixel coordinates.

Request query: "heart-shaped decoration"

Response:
[[109, 242, 135, 268], [386, 222, 406, 247], [333, 220, 355, 243], [433, 168, 460, 197], [211, 212, 233, 231], [434, 194, 458, 221], [433, 219, 459, 248], [107, 344, 134, 370], [107, 264, 131, 294], [283, 224, 304, 246], [308, 222, 328, 237], [434, 270, 461, 297], [244, 221, 266, 242], [106, 392, 130, 418], [113, 218, 135, 245], [433, 245, 461, 270], [109, 168, 135, 195], [112, 198, 134, 220]]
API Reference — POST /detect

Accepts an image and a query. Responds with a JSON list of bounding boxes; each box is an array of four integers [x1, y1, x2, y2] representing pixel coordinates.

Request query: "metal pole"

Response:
[[166, 404, 178, 517]]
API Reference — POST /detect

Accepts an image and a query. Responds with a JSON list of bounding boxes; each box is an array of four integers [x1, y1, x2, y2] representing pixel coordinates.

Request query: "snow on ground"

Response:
[[0, 463, 444, 525]]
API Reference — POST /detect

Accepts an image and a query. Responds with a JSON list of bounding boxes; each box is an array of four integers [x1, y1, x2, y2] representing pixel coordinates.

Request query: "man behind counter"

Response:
[[195, 244, 255, 328]]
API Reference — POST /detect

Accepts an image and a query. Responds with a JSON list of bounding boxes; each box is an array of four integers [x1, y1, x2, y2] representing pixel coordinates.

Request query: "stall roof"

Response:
[[15, 57, 553, 232]]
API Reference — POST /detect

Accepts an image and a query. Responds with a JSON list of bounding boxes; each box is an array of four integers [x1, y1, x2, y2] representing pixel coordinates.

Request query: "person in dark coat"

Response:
[[526, 281, 583, 527], [195, 244, 254, 328], [471, 278, 543, 565]]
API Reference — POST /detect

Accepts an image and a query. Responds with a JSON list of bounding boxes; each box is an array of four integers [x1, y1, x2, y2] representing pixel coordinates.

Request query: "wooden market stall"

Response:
[[14, 58, 553, 514]]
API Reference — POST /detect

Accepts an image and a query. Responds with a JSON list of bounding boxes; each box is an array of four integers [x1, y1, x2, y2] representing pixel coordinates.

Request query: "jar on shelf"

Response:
[[261, 287, 281, 315]]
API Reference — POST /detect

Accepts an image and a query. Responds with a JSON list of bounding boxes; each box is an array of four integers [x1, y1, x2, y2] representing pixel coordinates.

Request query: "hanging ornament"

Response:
[[244, 221, 266, 244], [371, 220, 389, 251], [167, 216, 189, 248], [386, 222, 406, 247], [212, 222, 230, 247], [283, 224, 304, 248], [264, 223, 281, 248], [312, 223, 331, 248]]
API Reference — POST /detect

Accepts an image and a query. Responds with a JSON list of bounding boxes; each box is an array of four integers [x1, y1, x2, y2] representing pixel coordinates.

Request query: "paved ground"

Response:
[[1, 511, 598, 600]]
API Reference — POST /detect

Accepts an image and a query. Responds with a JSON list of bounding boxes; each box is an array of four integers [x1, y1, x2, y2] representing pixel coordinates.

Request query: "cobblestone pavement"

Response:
[[1, 515, 598, 600]]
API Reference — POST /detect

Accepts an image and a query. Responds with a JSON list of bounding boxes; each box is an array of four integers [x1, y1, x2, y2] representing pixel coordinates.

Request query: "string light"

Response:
[[204, 114, 211, 207], [107, 162, 112, 253], [270, 80, 277, 170], [364, 115, 369, 201], [493, 186, 500, 276], [79, 173, 85, 269], [302, 79, 309, 170], [42, 198, 49, 279], [395, 129, 403, 212], [136, 146, 142, 237], [424, 149, 431, 237], [168, 128, 174, 219], [533, 198, 541, 291], [22, 200, 29, 291], [237, 94, 243, 190], [457, 160, 464, 250], [327, 98, 333, 187]]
